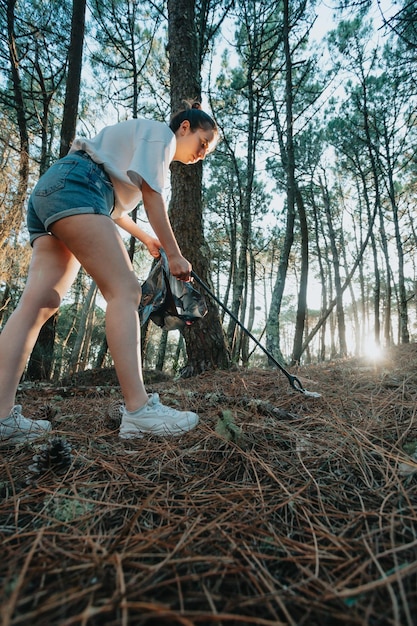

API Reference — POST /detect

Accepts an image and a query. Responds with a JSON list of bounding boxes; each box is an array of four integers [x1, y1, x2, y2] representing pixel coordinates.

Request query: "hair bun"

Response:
[[169, 101, 218, 135]]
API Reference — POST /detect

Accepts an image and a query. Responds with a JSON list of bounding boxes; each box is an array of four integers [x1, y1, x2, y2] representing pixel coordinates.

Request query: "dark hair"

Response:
[[169, 101, 218, 134]]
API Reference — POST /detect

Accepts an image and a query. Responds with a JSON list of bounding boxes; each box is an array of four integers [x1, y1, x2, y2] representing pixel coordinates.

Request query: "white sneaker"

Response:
[[119, 393, 199, 439], [0, 405, 52, 446]]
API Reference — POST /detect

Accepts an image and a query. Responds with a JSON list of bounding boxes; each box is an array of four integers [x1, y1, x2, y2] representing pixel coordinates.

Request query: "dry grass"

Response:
[[1, 344, 417, 625]]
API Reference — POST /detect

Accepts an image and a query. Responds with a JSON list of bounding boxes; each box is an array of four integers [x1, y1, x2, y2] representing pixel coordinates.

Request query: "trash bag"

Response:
[[139, 249, 208, 331]]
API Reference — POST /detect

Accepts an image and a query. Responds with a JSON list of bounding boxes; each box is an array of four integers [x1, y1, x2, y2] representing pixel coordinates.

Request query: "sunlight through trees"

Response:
[[0, 0, 416, 379]]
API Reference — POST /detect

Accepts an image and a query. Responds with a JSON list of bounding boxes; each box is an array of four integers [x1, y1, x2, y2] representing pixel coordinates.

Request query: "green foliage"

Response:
[[1, 0, 417, 372], [53, 301, 106, 374], [0, 0, 71, 157], [43, 488, 95, 526], [88, 0, 168, 118], [215, 409, 243, 442]]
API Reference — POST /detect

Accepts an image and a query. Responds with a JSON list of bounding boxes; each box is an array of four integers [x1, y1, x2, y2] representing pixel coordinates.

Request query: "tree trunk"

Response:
[[59, 0, 87, 158], [384, 131, 409, 344], [320, 176, 347, 357], [357, 168, 382, 351], [241, 250, 256, 366], [155, 330, 168, 372], [6, 0, 37, 380], [311, 195, 327, 361], [291, 186, 309, 364], [167, 0, 230, 376], [6, 0, 29, 236], [265, 64, 296, 367], [28, 0, 87, 380], [67, 280, 98, 375], [265, 199, 294, 367], [226, 75, 255, 357], [26, 313, 57, 381]]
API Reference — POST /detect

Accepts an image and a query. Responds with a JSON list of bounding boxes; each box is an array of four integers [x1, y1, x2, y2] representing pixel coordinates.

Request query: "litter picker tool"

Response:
[[191, 271, 321, 398]]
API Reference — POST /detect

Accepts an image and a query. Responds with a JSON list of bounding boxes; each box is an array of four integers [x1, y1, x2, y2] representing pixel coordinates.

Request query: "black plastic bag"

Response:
[[139, 249, 208, 331]]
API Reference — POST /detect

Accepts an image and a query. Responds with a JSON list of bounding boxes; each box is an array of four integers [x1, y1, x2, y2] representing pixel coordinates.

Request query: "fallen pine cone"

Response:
[[28, 437, 73, 476], [32, 403, 60, 422], [104, 401, 123, 430]]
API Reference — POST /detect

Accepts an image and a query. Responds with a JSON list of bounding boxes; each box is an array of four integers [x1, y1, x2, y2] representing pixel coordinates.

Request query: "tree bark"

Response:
[[167, 0, 230, 376], [6, 0, 29, 234], [291, 186, 309, 364], [28, 0, 86, 380], [67, 280, 98, 375], [320, 176, 347, 357], [59, 0, 87, 158]]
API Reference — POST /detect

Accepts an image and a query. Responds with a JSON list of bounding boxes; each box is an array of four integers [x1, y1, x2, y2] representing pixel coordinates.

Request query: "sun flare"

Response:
[[362, 337, 384, 361]]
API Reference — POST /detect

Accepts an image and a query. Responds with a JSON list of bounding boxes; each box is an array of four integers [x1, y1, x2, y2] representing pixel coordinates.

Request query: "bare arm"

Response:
[[113, 214, 161, 258], [114, 181, 191, 280]]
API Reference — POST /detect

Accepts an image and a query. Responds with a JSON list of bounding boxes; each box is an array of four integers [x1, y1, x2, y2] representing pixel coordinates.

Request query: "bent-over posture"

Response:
[[0, 102, 218, 445]]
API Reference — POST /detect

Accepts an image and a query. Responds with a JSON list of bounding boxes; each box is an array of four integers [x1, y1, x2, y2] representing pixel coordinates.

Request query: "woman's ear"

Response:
[[180, 120, 191, 134]]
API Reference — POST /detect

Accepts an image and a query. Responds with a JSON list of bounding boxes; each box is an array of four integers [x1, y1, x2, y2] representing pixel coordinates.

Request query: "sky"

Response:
[[310, 0, 402, 41], [106, 0, 406, 353]]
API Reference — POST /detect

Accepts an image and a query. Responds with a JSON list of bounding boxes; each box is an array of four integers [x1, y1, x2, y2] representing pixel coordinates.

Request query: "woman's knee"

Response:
[[38, 304, 60, 324], [101, 275, 142, 307], [15, 292, 61, 328], [124, 280, 142, 308]]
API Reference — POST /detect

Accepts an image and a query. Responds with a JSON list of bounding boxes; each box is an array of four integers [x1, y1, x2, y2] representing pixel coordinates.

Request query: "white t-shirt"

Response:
[[69, 118, 176, 219]]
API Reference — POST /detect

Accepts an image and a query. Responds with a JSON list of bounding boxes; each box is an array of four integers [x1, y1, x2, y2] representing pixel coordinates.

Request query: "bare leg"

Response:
[[1, 213, 198, 439], [0, 236, 80, 418], [50, 214, 149, 412]]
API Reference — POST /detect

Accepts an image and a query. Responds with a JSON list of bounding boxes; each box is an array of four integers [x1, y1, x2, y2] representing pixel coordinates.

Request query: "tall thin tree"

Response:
[[27, 0, 87, 380], [167, 0, 230, 376]]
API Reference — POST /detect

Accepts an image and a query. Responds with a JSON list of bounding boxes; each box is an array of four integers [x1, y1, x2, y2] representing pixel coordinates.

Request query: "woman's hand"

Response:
[[168, 253, 192, 281], [113, 215, 161, 258], [142, 235, 162, 259]]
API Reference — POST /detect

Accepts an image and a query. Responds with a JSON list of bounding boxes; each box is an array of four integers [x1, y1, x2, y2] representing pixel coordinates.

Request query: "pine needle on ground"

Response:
[[1, 344, 416, 625]]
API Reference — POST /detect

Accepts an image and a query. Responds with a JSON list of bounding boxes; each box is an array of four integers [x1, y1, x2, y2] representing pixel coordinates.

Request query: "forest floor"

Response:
[[1, 343, 417, 625]]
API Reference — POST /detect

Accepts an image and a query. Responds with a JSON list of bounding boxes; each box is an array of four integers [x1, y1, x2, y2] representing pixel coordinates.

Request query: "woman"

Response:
[[0, 102, 218, 445]]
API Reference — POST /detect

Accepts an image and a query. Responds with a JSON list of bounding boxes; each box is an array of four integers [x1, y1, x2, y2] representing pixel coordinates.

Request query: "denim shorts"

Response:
[[27, 151, 115, 244]]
